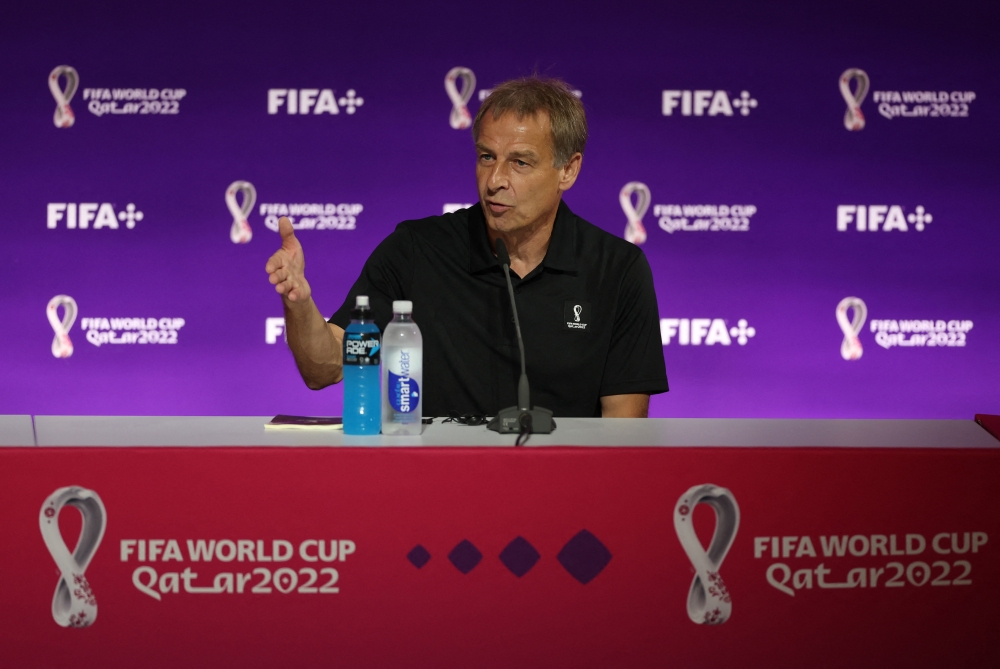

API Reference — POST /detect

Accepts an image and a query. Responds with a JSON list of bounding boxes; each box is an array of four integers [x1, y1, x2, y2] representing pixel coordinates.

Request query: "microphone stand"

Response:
[[487, 239, 555, 441]]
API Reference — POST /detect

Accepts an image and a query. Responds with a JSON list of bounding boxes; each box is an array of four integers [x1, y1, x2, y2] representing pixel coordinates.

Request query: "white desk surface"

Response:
[[0, 415, 35, 446], [18, 415, 1000, 448]]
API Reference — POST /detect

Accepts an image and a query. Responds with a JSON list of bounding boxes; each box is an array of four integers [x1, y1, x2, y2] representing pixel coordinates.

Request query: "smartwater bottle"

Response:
[[342, 295, 381, 435], [382, 300, 423, 435]]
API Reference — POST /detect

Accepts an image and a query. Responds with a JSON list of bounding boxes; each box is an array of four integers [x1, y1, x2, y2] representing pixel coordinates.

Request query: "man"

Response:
[[265, 77, 667, 417]]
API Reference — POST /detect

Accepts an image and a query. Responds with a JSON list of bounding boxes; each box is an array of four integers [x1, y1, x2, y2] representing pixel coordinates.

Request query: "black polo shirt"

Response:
[[329, 201, 668, 417]]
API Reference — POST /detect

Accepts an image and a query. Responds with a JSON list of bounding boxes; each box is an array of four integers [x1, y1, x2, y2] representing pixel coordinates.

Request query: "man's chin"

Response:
[[484, 210, 520, 232], [485, 217, 526, 235]]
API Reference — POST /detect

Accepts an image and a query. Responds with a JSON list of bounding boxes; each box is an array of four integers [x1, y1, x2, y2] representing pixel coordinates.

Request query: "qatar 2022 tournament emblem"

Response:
[[840, 68, 869, 131], [47, 295, 77, 358], [444, 67, 476, 130], [49, 65, 79, 128], [620, 182, 651, 245], [226, 180, 257, 244], [836, 296, 867, 360], [40, 486, 107, 627], [674, 484, 740, 625]]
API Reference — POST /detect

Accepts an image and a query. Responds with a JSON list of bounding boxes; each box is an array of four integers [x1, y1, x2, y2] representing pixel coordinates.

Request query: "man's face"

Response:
[[475, 110, 580, 235]]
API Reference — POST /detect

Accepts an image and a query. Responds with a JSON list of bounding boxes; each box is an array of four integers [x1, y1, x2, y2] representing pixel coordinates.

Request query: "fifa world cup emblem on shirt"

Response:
[[47, 295, 77, 358], [674, 484, 740, 625], [836, 296, 867, 360], [444, 67, 476, 130], [619, 182, 650, 245], [839, 68, 869, 131], [40, 486, 107, 628], [49, 65, 79, 129], [226, 180, 257, 244]]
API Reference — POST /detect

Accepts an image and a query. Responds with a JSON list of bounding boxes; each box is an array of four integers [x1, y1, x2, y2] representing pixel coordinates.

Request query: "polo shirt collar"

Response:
[[541, 201, 578, 273], [468, 200, 578, 274]]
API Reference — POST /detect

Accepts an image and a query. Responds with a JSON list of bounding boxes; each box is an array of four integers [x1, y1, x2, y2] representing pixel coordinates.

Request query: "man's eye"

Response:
[[516, 160, 528, 167], [480, 154, 494, 161]]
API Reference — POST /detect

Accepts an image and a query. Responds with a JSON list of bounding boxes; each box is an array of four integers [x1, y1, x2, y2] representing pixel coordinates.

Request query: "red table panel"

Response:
[[2, 446, 999, 668]]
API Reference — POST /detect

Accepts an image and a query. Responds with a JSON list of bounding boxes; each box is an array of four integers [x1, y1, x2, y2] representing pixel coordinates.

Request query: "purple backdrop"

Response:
[[2, 0, 998, 418]]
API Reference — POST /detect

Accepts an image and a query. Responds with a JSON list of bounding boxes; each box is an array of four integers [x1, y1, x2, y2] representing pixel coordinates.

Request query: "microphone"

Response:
[[487, 238, 555, 439]]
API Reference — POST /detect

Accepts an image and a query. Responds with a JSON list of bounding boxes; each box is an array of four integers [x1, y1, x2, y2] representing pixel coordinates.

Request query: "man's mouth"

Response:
[[486, 200, 513, 214]]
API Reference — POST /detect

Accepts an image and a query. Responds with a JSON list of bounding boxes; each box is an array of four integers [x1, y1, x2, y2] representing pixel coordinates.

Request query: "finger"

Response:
[[278, 216, 295, 242], [275, 280, 299, 302], [275, 275, 302, 295], [268, 267, 288, 285], [264, 252, 286, 274]]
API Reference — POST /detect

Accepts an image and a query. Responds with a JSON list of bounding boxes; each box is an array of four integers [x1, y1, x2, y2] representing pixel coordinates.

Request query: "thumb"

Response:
[[278, 216, 296, 243]]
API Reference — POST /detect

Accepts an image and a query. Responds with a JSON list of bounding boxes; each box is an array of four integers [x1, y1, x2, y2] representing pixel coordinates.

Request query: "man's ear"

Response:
[[557, 153, 583, 193]]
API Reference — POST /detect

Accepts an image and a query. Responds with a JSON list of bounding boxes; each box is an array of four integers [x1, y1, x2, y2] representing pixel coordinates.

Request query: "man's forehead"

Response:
[[477, 109, 553, 153]]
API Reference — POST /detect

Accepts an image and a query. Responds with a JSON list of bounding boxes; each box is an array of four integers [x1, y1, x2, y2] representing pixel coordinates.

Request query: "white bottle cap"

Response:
[[392, 300, 413, 314], [355, 295, 369, 308]]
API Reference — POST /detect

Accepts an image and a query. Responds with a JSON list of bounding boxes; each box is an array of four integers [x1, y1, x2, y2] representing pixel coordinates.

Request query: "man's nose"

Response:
[[488, 161, 510, 190]]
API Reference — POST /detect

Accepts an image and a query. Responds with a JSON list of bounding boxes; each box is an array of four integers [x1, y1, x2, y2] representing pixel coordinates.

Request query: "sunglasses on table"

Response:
[[442, 411, 488, 426]]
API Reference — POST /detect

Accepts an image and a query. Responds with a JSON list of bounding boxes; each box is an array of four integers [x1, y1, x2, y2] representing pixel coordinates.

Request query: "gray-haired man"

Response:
[[265, 77, 668, 417]]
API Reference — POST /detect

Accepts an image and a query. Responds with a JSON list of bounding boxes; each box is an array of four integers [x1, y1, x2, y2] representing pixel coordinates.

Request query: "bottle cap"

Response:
[[355, 295, 370, 308], [392, 300, 413, 314]]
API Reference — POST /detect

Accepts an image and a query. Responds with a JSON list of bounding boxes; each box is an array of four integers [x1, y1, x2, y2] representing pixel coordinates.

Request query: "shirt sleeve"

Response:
[[328, 223, 414, 331], [599, 250, 669, 397]]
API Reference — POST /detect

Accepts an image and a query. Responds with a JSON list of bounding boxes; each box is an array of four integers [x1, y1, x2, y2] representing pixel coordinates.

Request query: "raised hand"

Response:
[[264, 216, 344, 388], [265, 217, 311, 303]]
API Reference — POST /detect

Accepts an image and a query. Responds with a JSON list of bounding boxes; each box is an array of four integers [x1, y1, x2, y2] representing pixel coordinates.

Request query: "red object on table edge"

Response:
[[975, 414, 1000, 442]]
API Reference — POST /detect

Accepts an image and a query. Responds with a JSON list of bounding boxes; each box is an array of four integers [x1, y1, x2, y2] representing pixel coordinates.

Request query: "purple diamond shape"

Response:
[[407, 545, 430, 569], [557, 530, 611, 584], [448, 539, 482, 574], [499, 536, 540, 577]]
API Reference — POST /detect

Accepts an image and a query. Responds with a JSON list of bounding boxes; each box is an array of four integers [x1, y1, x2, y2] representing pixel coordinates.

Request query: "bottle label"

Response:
[[388, 349, 420, 413], [343, 333, 380, 365]]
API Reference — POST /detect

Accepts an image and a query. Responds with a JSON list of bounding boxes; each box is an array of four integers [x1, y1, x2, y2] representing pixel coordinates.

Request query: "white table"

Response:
[[0, 415, 34, 446], [18, 415, 1000, 448]]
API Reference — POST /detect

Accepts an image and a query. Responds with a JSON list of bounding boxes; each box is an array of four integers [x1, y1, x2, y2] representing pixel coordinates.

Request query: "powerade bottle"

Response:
[[342, 295, 381, 435], [381, 300, 423, 435]]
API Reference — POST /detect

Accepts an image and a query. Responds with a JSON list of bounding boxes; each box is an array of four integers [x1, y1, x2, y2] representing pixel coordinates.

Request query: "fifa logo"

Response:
[[47, 295, 77, 358], [444, 67, 476, 129], [40, 487, 107, 627], [836, 297, 867, 360], [840, 68, 869, 131], [674, 484, 740, 624], [226, 181, 256, 244], [49, 65, 79, 128], [620, 182, 650, 245]]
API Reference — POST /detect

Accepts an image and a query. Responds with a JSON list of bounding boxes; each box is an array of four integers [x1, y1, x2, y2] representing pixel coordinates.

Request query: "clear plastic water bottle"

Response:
[[382, 300, 422, 435], [342, 295, 381, 435]]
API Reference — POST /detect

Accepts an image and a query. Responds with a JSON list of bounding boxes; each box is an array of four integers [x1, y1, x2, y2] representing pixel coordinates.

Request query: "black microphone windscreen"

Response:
[[494, 238, 511, 267]]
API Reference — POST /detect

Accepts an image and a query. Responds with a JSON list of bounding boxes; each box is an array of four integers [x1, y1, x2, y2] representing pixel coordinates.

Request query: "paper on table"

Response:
[[265, 415, 344, 431]]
